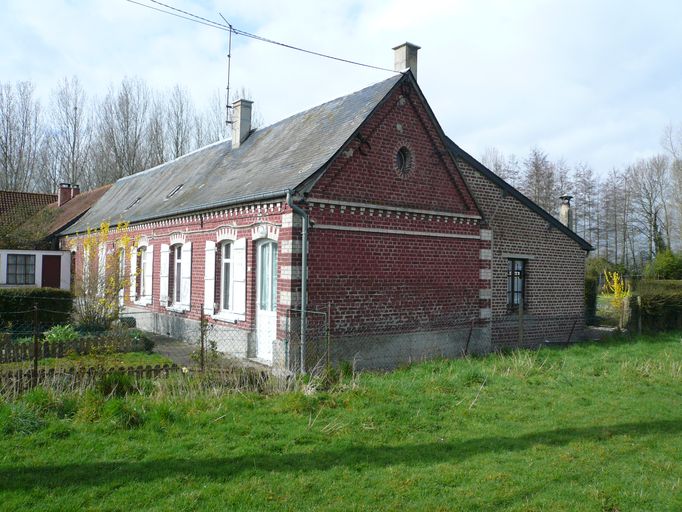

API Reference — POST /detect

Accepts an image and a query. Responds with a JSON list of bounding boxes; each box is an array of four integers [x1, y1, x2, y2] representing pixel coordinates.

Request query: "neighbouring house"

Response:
[[0, 249, 71, 290], [59, 44, 591, 370], [0, 184, 111, 291], [43, 183, 113, 248], [0, 190, 57, 247]]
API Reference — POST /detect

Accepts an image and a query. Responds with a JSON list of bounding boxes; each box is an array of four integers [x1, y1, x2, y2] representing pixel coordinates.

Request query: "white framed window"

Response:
[[164, 242, 191, 312], [258, 240, 277, 312], [204, 238, 246, 320], [132, 244, 153, 306], [137, 246, 146, 301], [173, 244, 182, 304], [220, 242, 233, 312], [6, 254, 35, 285]]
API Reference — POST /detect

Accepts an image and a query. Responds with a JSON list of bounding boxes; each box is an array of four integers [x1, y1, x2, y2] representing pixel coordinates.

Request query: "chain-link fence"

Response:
[[1, 291, 588, 393], [284, 305, 586, 372]]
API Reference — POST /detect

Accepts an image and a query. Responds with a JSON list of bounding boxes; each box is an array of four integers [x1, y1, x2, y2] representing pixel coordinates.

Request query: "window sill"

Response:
[[134, 299, 152, 307], [166, 305, 190, 313], [212, 311, 245, 323]]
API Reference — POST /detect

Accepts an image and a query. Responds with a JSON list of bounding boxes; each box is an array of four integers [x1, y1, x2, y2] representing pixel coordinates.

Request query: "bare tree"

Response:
[[48, 76, 90, 187], [166, 85, 194, 159], [0, 81, 42, 191], [146, 97, 166, 168], [521, 147, 557, 214], [480, 146, 521, 187], [93, 77, 151, 185]]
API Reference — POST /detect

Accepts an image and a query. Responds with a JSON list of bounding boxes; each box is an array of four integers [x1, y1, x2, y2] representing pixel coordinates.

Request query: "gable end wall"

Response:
[[456, 159, 587, 347]]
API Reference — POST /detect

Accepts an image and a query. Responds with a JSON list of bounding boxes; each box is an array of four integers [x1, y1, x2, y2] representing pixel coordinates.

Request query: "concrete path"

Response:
[[148, 333, 197, 367]]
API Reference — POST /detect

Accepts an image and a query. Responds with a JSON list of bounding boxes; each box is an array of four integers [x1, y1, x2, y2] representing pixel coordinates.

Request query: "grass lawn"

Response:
[[0, 352, 173, 371], [0, 334, 680, 511]]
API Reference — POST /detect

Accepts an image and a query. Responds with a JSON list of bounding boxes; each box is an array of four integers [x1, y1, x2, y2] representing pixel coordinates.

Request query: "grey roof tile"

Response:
[[63, 74, 402, 235]]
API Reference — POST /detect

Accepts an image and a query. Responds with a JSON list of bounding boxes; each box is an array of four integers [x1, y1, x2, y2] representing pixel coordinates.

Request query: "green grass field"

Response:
[[0, 351, 172, 371], [0, 334, 680, 511]]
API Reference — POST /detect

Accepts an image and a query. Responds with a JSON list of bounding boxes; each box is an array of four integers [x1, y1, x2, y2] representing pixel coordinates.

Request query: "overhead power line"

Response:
[[125, 0, 398, 74]]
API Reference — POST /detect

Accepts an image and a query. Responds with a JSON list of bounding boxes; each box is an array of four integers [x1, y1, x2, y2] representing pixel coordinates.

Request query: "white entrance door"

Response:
[[256, 241, 277, 361]]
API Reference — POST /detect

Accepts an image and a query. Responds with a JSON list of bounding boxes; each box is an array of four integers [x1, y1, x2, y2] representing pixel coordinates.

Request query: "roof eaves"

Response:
[[59, 188, 290, 236], [445, 137, 593, 252]]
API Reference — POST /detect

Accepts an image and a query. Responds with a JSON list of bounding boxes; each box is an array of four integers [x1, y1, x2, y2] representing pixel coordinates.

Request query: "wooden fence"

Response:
[[0, 335, 144, 364], [0, 364, 179, 394]]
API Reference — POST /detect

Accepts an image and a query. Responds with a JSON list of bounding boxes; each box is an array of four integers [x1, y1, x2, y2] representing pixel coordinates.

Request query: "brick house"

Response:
[[59, 44, 590, 370]]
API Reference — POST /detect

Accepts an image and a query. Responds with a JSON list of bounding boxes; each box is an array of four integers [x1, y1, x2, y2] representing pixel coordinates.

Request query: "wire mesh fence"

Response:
[[284, 306, 587, 372], [0, 291, 588, 394]]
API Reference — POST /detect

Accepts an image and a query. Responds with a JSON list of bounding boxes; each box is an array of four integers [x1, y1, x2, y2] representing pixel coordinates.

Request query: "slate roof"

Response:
[[62, 74, 404, 235], [445, 137, 593, 251], [0, 190, 57, 229], [45, 184, 113, 236]]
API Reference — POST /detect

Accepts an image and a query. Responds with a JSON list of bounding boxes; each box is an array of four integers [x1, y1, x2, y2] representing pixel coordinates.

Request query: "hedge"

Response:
[[0, 288, 73, 327], [629, 280, 682, 332]]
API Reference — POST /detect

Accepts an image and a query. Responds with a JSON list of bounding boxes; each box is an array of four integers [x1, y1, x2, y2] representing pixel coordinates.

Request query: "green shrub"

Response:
[[631, 280, 682, 332], [0, 288, 73, 328], [585, 277, 598, 324], [644, 251, 682, 280], [43, 324, 80, 343]]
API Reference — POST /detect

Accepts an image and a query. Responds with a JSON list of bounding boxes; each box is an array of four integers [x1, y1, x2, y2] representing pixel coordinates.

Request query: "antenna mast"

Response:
[[220, 13, 233, 139]]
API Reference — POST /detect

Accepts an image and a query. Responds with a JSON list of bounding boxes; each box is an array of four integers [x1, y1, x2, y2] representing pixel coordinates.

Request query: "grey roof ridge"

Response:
[[445, 136, 593, 251]]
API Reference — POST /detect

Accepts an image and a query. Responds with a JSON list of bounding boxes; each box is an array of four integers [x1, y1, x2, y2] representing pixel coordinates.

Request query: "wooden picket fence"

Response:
[[0, 364, 179, 394], [0, 335, 144, 364]]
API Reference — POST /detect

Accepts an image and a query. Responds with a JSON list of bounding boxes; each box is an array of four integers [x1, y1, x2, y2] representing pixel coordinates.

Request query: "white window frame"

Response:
[[220, 241, 233, 313], [134, 246, 147, 305], [166, 242, 191, 313], [173, 244, 182, 305]]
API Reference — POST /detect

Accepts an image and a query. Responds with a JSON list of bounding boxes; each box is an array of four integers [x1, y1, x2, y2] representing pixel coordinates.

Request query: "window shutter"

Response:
[[129, 250, 136, 301], [204, 241, 216, 315], [233, 238, 246, 315], [98, 244, 106, 294], [180, 242, 192, 307], [159, 244, 169, 306], [144, 245, 154, 305]]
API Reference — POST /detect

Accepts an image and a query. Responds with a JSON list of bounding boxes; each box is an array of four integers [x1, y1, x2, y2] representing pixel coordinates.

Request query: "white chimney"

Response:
[[560, 195, 573, 228], [393, 42, 421, 80], [231, 99, 253, 149]]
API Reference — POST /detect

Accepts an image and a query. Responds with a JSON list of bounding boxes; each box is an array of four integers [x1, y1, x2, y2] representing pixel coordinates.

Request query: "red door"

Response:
[[41, 255, 61, 288]]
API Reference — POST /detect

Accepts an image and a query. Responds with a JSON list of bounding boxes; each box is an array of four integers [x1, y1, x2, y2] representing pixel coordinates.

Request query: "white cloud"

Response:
[[1, 0, 681, 176]]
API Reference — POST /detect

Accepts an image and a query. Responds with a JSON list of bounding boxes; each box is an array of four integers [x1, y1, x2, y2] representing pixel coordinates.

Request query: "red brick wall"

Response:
[[62, 203, 298, 338], [307, 82, 489, 337], [456, 159, 587, 347]]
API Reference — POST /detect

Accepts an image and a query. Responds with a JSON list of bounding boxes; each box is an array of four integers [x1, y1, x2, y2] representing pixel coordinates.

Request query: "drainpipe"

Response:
[[286, 191, 309, 373]]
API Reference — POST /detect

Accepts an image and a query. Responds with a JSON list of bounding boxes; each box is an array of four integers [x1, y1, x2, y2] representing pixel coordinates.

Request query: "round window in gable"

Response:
[[395, 146, 413, 177]]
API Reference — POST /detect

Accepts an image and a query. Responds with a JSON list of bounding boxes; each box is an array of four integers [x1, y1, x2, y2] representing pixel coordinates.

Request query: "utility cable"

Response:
[[125, 0, 398, 74]]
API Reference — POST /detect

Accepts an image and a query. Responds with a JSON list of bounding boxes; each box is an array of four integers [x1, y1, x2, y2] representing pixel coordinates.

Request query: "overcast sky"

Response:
[[2, 0, 681, 175]]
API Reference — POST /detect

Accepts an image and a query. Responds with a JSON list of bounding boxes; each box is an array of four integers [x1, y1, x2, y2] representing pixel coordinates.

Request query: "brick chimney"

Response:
[[58, 183, 71, 207], [231, 99, 253, 149], [393, 42, 421, 80], [560, 195, 573, 229], [57, 183, 80, 207]]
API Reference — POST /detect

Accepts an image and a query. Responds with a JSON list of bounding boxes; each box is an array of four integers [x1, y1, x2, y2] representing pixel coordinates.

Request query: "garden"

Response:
[[0, 332, 679, 511]]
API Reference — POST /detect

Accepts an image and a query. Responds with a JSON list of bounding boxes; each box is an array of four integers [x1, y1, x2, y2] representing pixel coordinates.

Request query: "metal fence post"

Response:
[[326, 302, 331, 367], [517, 298, 524, 345], [32, 301, 39, 388], [199, 312, 206, 371]]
